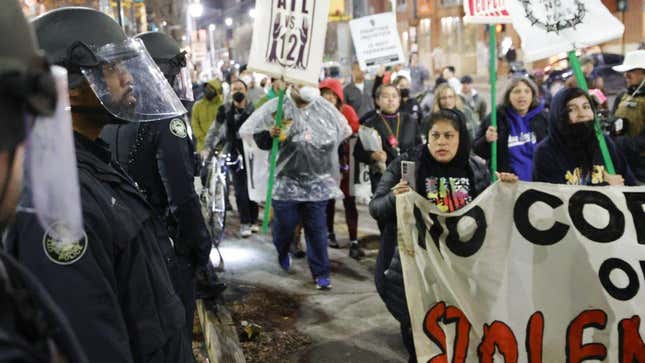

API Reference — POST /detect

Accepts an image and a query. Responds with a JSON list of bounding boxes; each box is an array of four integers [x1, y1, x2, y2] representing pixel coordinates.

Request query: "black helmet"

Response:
[[0, 0, 56, 151], [32, 7, 128, 89], [32, 7, 186, 123], [136, 31, 194, 102]]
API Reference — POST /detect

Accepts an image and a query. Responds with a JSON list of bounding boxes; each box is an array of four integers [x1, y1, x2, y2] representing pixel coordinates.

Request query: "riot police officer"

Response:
[[101, 31, 218, 343], [0, 2, 87, 361], [7, 7, 192, 363]]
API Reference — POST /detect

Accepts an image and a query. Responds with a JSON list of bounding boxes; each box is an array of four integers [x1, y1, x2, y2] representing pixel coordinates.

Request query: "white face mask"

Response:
[[298, 86, 320, 103]]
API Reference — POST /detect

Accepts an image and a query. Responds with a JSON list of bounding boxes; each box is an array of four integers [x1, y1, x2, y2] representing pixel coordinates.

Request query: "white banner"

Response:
[[396, 182, 645, 362], [247, 0, 330, 86], [349, 12, 405, 71], [505, 0, 624, 62], [242, 138, 270, 203], [463, 0, 512, 24]]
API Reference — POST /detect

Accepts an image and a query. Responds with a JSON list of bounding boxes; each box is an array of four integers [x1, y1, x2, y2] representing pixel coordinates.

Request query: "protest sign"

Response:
[[247, 0, 330, 86], [463, 0, 512, 24], [396, 182, 645, 362], [505, 0, 624, 62], [349, 12, 405, 71], [242, 138, 270, 203]]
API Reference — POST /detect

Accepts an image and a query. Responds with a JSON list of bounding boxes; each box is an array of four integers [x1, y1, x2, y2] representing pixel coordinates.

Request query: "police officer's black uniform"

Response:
[[7, 7, 193, 363], [0, 2, 87, 361], [9, 133, 192, 363], [102, 115, 212, 339]]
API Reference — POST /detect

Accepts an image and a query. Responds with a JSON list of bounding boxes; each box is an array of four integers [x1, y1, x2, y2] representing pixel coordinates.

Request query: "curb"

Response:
[[196, 299, 246, 363]]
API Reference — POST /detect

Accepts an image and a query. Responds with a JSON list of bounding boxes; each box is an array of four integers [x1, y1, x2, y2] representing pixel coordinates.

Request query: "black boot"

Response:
[[349, 241, 365, 260]]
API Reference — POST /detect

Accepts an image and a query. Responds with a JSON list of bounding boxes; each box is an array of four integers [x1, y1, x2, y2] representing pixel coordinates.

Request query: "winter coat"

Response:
[[612, 86, 645, 182], [343, 79, 375, 118], [191, 79, 223, 151], [473, 105, 548, 174], [533, 88, 637, 185], [369, 145, 490, 324]]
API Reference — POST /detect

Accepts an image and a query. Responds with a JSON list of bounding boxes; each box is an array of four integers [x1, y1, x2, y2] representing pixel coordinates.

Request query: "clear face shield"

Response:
[[79, 38, 186, 122], [173, 66, 194, 102], [20, 66, 84, 246]]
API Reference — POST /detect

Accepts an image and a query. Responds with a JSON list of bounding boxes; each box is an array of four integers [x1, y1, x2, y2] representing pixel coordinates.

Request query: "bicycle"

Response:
[[200, 147, 244, 271]]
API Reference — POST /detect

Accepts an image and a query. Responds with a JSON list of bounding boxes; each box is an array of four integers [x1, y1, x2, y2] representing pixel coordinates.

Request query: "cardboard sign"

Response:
[[349, 12, 405, 71], [247, 0, 330, 86]]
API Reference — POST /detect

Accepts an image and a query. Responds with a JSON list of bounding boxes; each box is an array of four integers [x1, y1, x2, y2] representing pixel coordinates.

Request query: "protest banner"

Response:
[[349, 12, 405, 71], [396, 182, 645, 362], [246, 0, 330, 232], [242, 138, 269, 203]]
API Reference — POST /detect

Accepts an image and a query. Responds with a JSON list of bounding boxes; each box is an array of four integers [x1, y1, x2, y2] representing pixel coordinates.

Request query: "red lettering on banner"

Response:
[[424, 302, 448, 363], [478, 321, 519, 363], [445, 306, 472, 362], [566, 310, 608, 362], [618, 316, 645, 362], [526, 312, 544, 363]]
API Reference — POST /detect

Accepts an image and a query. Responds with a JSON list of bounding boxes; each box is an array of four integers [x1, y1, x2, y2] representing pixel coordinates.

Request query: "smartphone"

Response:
[[401, 161, 416, 191]]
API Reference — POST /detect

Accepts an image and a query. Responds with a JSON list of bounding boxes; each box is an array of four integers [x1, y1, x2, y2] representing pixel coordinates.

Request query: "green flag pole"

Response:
[[490, 26, 498, 181], [567, 51, 616, 174], [262, 88, 286, 233]]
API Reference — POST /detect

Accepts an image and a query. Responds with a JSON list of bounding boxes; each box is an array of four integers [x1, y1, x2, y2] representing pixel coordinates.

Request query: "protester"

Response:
[[430, 83, 479, 140], [192, 78, 224, 151], [354, 85, 420, 194], [473, 77, 548, 181], [0, 2, 87, 361], [533, 87, 636, 185], [241, 84, 352, 290], [409, 52, 430, 96], [442, 66, 461, 93], [393, 75, 424, 126], [344, 61, 375, 118], [204, 79, 259, 237], [530, 69, 552, 111], [459, 75, 487, 121], [9, 8, 192, 362], [369, 110, 517, 363], [611, 50, 645, 183], [319, 78, 364, 260]]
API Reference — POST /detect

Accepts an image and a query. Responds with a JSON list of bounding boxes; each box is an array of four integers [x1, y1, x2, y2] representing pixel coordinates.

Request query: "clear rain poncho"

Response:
[[239, 95, 351, 202]]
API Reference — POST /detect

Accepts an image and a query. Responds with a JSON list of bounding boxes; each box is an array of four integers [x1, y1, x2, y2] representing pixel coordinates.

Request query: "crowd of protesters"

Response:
[[1, 0, 643, 360]]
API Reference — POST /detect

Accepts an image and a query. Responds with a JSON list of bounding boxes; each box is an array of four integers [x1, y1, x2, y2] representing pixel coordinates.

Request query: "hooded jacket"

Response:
[[473, 104, 548, 175], [319, 78, 360, 133], [191, 79, 223, 151], [612, 83, 645, 182], [369, 112, 490, 325], [533, 88, 636, 185]]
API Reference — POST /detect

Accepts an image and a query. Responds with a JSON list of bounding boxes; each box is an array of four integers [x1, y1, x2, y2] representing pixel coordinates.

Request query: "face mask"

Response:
[[400, 88, 410, 98], [232, 92, 246, 103], [563, 121, 595, 139], [204, 88, 216, 100], [298, 86, 320, 103]]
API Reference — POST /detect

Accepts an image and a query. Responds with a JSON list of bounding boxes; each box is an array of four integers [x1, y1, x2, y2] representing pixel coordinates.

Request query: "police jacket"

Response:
[[102, 118, 211, 268], [0, 251, 88, 363], [8, 133, 187, 363]]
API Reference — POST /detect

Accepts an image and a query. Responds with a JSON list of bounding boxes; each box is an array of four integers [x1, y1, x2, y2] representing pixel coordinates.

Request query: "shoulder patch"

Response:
[[169, 118, 188, 138], [42, 223, 88, 266]]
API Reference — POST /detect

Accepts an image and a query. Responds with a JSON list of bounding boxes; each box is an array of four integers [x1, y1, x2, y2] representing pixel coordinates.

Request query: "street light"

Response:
[[188, 1, 203, 18], [249, 9, 256, 18], [209, 24, 216, 31], [225, 17, 233, 27]]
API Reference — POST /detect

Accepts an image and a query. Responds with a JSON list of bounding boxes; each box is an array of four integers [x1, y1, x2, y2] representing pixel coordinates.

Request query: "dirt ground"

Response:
[[222, 284, 312, 363]]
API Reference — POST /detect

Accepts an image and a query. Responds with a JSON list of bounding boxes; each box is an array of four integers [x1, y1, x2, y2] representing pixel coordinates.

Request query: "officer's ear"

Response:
[[69, 80, 101, 107]]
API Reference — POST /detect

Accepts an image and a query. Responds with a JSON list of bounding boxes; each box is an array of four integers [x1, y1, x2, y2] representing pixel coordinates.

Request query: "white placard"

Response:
[[349, 12, 405, 71], [463, 0, 512, 24]]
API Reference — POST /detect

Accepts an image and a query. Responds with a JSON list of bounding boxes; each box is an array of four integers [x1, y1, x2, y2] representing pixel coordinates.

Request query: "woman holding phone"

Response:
[[369, 109, 515, 362]]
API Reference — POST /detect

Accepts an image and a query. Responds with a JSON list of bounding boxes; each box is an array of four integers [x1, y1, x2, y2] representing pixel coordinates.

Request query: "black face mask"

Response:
[[400, 88, 410, 98], [562, 120, 595, 139], [232, 92, 246, 103], [204, 88, 217, 100]]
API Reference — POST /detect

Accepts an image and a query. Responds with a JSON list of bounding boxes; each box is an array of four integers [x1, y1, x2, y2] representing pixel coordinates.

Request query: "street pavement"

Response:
[[213, 203, 408, 363]]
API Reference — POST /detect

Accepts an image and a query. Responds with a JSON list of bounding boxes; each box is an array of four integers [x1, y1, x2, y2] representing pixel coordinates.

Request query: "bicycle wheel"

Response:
[[209, 173, 227, 247]]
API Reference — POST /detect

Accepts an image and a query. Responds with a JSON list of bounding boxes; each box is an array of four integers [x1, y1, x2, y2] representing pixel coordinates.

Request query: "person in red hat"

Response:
[[319, 78, 364, 260]]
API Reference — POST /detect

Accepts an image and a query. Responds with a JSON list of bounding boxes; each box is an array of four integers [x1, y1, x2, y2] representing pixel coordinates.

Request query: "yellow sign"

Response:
[[329, 0, 351, 21]]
